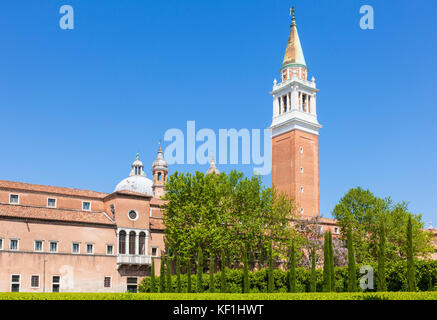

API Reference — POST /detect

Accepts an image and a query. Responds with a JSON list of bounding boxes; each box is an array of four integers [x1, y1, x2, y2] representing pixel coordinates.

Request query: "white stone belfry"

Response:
[[269, 7, 322, 138]]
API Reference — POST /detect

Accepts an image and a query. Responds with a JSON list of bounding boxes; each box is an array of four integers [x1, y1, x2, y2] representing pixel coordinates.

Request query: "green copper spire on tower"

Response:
[[136, 153, 139, 161], [282, 6, 306, 69]]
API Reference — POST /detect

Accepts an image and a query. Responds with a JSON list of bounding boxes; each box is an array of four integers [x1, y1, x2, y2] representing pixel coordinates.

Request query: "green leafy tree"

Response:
[[209, 251, 215, 293], [163, 171, 298, 262], [197, 247, 204, 293], [407, 215, 416, 291], [377, 220, 387, 291], [288, 241, 296, 293], [333, 187, 433, 263], [159, 257, 165, 292], [346, 226, 357, 292], [150, 257, 156, 293]]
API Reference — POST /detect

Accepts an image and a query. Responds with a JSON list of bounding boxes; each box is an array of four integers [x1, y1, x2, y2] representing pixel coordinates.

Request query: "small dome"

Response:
[[114, 154, 153, 196], [114, 175, 153, 196]]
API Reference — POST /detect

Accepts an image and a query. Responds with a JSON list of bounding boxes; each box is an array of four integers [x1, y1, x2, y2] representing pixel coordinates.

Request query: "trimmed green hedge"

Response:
[[1, 292, 437, 300], [139, 260, 437, 293]]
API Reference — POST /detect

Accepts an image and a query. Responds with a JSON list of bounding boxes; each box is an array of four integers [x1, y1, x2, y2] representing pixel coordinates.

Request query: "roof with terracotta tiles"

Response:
[[0, 203, 115, 226], [0, 180, 109, 199]]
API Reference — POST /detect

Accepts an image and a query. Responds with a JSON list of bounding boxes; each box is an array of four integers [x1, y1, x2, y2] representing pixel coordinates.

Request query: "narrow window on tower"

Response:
[[300, 186, 304, 193], [300, 147, 303, 154], [308, 96, 311, 113], [300, 167, 304, 174], [283, 95, 287, 113], [278, 97, 281, 114]]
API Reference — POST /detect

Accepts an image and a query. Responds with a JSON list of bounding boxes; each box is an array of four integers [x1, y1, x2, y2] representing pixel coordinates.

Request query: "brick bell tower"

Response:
[[270, 7, 322, 217]]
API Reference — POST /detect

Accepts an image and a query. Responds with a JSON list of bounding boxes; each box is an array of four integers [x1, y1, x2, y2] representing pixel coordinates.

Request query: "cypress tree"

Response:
[[322, 232, 331, 292], [197, 247, 204, 293], [243, 246, 249, 293], [159, 256, 165, 292], [329, 231, 335, 291], [428, 273, 434, 291], [267, 243, 274, 293], [220, 250, 227, 293], [346, 226, 357, 292], [377, 220, 387, 291], [310, 246, 316, 292], [209, 251, 215, 293], [166, 255, 172, 293], [176, 255, 181, 293], [150, 257, 156, 293], [288, 241, 296, 293], [407, 215, 416, 291], [186, 258, 192, 293]]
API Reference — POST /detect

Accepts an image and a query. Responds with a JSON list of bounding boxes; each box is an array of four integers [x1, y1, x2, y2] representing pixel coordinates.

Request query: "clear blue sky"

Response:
[[0, 0, 436, 224]]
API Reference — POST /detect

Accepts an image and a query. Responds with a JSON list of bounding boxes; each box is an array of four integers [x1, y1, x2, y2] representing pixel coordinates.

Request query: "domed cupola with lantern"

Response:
[[114, 153, 154, 197]]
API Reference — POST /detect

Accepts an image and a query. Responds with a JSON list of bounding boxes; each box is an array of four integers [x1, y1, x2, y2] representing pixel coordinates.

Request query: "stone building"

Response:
[[0, 147, 167, 293]]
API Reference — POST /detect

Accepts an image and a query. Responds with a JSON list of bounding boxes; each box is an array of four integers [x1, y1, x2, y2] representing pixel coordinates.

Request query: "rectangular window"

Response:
[[9, 194, 19, 204], [31, 275, 40, 288], [11, 275, 20, 292], [72, 243, 80, 254], [10, 239, 18, 250], [0, 238, 3, 250], [49, 241, 58, 253], [151, 247, 158, 257], [104, 277, 111, 288], [86, 244, 93, 254], [47, 198, 57, 208], [34, 240, 43, 252], [52, 276, 60, 292], [106, 245, 113, 255], [334, 227, 340, 235], [82, 202, 91, 211]]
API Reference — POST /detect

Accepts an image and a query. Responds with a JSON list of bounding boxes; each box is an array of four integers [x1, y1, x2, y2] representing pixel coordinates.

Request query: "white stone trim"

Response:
[[270, 116, 322, 137]]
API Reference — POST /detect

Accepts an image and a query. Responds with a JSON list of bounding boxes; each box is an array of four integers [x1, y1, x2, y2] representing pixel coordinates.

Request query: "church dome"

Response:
[[114, 154, 154, 196], [114, 175, 153, 196]]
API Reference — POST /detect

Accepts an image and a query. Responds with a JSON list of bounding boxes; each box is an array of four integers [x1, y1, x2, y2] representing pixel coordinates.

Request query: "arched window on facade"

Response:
[[119, 230, 126, 254], [139, 232, 146, 255], [129, 231, 136, 255]]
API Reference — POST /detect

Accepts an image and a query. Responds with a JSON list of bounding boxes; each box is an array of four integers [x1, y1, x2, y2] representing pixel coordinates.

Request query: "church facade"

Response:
[[0, 148, 168, 293]]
